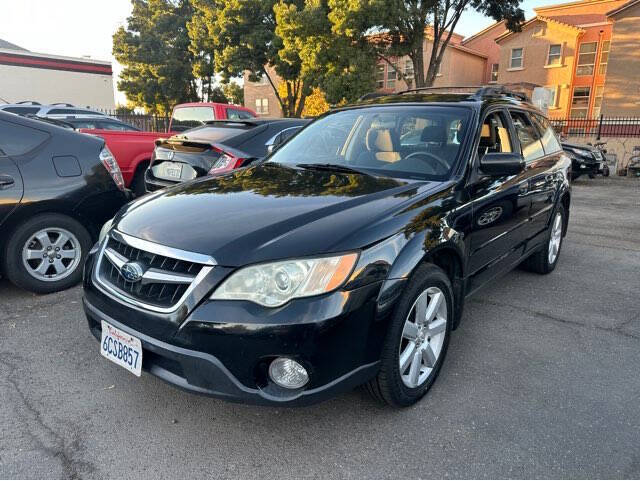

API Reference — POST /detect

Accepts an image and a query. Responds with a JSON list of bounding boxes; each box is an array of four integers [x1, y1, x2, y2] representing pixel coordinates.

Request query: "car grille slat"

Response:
[[97, 236, 206, 309]]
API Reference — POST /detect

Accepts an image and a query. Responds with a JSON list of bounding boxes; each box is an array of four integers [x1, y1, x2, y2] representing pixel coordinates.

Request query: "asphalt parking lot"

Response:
[[1, 177, 639, 479]]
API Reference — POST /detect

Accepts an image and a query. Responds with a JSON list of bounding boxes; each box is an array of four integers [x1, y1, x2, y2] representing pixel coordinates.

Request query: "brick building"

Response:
[[493, 0, 639, 118]]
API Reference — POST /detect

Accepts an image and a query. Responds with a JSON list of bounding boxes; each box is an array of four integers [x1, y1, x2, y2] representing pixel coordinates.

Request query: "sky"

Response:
[[1, 0, 545, 105]]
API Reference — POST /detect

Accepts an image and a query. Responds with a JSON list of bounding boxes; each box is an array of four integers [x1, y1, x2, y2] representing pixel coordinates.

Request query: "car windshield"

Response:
[[268, 106, 471, 180]]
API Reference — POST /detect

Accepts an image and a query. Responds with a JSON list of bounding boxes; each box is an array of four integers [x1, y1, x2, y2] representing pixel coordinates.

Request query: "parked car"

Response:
[[0, 111, 128, 293], [83, 87, 571, 407], [61, 117, 141, 131], [145, 118, 308, 191], [0, 101, 109, 119], [561, 141, 609, 180], [79, 128, 172, 196], [169, 102, 257, 132]]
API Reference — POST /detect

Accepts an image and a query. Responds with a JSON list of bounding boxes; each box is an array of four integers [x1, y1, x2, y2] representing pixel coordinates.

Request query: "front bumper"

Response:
[[84, 298, 380, 405], [83, 247, 392, 405]]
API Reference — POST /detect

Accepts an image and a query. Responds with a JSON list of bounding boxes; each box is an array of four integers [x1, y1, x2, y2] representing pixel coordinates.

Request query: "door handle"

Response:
[[0, 175, 15, 188]]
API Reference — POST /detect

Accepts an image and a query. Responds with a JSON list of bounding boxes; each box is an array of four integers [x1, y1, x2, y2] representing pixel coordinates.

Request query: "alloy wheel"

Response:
[[548, 212, 563, 265], [21, 228, 81, 282], [399, 286, 447, 388]]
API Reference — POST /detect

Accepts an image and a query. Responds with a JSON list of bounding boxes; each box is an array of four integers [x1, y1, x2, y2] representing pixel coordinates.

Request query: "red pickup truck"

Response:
[[80, 102, 257, 195]]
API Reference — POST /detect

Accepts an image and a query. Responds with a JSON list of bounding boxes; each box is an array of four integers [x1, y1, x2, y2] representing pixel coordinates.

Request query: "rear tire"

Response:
[[3, 213, 92, 294], [130, 162, 149, 197], [521, 205, 565, 275], [366, 264, 453, 407]]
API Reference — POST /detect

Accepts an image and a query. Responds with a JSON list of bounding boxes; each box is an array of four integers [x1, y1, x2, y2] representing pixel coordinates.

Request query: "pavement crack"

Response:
[[0, 353, 96, 479], [469, 298, 639, 341]]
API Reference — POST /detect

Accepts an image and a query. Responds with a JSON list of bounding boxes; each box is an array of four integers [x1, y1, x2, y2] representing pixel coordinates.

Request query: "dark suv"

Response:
[[83, 88, 571, 407]]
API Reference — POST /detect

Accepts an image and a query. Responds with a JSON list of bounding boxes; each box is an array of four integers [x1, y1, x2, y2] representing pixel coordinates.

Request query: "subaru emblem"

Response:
[[120, 262, 145, 283]]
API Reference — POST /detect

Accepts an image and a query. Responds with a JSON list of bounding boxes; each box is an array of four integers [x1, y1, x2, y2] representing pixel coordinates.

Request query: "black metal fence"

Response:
[[98, 110, 170, 132], [549, 116, 640, 139]]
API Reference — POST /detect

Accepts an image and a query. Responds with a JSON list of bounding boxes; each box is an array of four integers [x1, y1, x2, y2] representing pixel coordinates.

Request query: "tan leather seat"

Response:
[[366, 128, 401, 162]]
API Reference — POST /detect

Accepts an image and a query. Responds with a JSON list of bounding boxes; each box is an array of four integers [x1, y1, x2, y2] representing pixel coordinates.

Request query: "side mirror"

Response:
[[480, 152, 525, 176]]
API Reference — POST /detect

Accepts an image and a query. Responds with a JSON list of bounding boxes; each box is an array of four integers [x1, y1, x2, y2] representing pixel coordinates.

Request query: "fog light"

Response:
[[268, 357, 309, 389]]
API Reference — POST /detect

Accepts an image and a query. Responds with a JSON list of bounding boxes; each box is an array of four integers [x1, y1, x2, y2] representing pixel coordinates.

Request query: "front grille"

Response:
[[98, 236, 204, 309]]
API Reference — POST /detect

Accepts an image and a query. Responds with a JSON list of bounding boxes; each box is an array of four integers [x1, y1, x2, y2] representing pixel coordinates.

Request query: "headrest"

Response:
[[366, 128, 399, 152], [420, 124, 447, 143], [479, 121, 497, 147]]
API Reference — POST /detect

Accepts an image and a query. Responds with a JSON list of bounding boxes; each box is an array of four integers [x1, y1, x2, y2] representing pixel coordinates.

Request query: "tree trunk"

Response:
[[412, 31, 426, 88]]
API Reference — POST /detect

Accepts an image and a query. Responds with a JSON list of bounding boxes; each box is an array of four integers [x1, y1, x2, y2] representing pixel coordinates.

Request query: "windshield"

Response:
[[269, 106, 471, 179]]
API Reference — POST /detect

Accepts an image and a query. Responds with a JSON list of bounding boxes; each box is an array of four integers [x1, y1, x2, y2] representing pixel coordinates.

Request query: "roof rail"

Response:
[[400, 85, 530, 102], [475, 85, 529, 102], [16, 100, 42, 105], [50, 102, 75, 107]]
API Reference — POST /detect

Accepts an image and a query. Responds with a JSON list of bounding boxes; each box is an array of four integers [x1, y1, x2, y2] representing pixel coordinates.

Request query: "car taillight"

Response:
[[99, 146, 125, 191], [208, 153, 246, 175]]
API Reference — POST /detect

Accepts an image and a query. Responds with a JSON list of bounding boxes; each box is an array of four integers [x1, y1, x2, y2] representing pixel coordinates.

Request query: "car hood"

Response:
[[562, 142, 596, 152], [115, 163, 439, 266]]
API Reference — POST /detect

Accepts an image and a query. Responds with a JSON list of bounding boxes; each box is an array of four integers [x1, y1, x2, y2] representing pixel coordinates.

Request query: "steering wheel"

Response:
[[405, 151, 450, 174]]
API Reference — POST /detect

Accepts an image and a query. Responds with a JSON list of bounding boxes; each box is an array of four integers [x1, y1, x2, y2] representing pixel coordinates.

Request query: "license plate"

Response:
[[100, 321, 142, 377], [159, 161, 183, 180]]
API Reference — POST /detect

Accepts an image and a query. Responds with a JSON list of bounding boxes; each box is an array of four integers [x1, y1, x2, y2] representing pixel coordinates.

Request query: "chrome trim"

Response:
[[103, 246, 196, 286], [93, 234, 214, 314], [110, 230, 217, 266]]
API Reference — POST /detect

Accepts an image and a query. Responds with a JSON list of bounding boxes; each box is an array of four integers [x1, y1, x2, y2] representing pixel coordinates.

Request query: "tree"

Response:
[[113, 0, 201, 114], [275, 0, 376, 106], [191, 0, 307, 117], [330, 0, 525, 89], [278, 85, 330, 117], [190, 0, 374, 117], [222, 82, 244, 105]]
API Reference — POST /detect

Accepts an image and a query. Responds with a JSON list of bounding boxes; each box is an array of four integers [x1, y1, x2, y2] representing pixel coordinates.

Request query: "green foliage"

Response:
[[190, 0, 374, 116], [222, 82, 244, 105], [113, 0, 203, 114], [330, 0, 525, 88]]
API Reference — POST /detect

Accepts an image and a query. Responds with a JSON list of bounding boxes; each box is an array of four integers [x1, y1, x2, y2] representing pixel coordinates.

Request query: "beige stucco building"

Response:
[[600, 0, 640, 116]]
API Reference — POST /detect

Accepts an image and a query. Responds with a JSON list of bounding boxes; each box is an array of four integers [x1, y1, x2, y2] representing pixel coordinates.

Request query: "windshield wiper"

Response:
[[296, 163, 373, 176]]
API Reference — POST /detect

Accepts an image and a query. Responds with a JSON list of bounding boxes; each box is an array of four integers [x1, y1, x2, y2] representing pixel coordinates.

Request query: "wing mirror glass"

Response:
[[479, 152, 525, 176]]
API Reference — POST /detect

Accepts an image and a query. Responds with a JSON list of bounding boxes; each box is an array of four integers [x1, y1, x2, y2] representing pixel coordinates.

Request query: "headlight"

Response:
[[570, 147, 593, 157], [210, 253, 358, 307], [98, 218, 114, 244]]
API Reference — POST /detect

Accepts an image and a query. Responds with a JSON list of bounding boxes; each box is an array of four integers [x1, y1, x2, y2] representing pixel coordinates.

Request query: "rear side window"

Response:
[[72, 120, 100, 129], [98, 121, 137, 131], [3, 106, 40, 115], [0, 120, 49, 156], [171, 107, 215, 130], [509, 110, 544, 163], [531, 114, 562, 155]]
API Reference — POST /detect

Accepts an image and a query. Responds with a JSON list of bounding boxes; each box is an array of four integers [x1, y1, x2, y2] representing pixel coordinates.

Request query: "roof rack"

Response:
[[16, 100, 42, 105], [50, 102, 75, 107], [399, 85, 530, 102]]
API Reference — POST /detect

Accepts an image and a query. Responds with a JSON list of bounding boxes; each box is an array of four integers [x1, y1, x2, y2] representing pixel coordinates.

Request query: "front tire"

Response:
[[366, 264, 453, 407], [521, 205, 565, 274], [3, 213, 92, 294]]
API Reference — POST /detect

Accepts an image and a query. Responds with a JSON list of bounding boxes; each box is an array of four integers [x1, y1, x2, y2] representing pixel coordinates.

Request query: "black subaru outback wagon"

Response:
[[83, 87, 571, 407]]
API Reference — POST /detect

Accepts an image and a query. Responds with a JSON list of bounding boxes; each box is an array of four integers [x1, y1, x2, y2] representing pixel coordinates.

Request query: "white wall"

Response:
[[0, 64, 115, 109]]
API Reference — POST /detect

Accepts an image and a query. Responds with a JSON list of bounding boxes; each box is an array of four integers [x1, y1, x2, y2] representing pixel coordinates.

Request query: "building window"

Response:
[[593, 85, 604, 118], [376, 64, 385, 89], [576, 42, 598, 76], [490, 63, 499, 82], [545, 86, 558, 108], [255, 98, 269, 115], [547, 44, 562, 66], [510, 48, 524, 69], [599, 40, 610, 75], [570, 87, 591, 119], [404, 59, 414, 79], [387, 64, 396, 89]]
